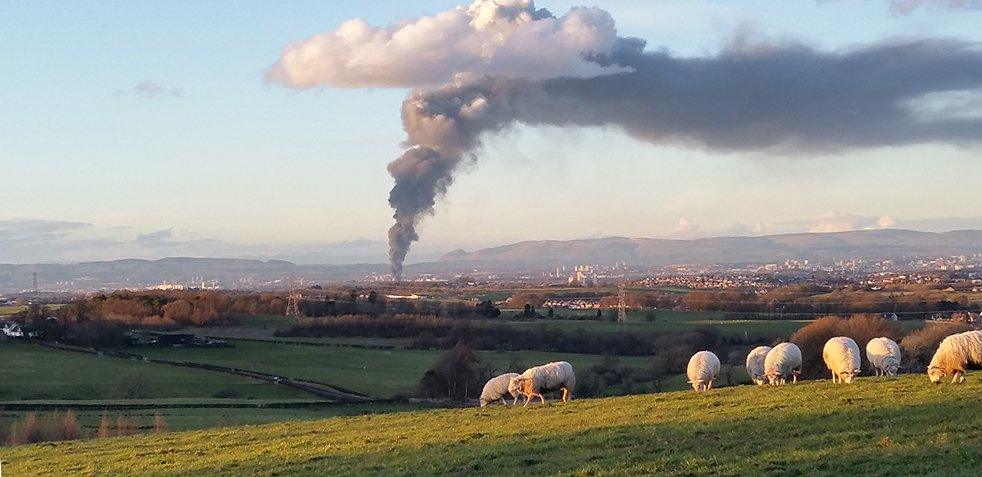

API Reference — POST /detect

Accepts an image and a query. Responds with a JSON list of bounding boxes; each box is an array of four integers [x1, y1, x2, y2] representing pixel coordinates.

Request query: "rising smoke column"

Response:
[[269, 0, 982, 278]]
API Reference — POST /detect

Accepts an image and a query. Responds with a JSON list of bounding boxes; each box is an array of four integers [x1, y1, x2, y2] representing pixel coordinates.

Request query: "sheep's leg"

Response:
[[953, 371, 965, 384], [523, 395, 532, 408], [706, 380, 714, 390], [792, 374, 797, 384], [539, 393, 546, 404], [512, 395, 518, 406], [500, 398, 507, 406], [561, 387, 570, 403]]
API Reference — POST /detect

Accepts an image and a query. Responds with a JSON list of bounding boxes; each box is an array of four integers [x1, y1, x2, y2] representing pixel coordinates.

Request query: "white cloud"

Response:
[[670, 217, 702, 238], [266, 0, 628, 89]]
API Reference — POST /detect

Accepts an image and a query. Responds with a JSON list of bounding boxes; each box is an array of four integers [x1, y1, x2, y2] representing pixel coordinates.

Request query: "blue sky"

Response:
[[1, 0, 982, 264]]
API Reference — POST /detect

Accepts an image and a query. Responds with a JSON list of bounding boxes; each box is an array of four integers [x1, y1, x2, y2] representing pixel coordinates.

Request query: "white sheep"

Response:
[[763, 343, 802, 385], [866, 337, 901, 377], [745, 346, 772, 386], [823, 336, 862, 384], [479, 372, 522, 407], [508, 361, 575, 407], [686, 351, 721, 392], [928, 330, 982, 384]]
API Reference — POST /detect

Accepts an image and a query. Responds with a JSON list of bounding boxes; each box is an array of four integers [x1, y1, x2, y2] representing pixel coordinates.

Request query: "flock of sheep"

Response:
[[721, 329, 982, 391], [479, 330, 982, 407]]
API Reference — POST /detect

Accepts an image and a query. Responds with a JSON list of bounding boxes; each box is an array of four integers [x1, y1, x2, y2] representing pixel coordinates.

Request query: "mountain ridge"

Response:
[[439, 229, 982, 265]]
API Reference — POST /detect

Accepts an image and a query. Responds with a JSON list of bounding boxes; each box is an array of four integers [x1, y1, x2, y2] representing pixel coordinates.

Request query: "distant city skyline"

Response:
[[3, 1, 982, 264]]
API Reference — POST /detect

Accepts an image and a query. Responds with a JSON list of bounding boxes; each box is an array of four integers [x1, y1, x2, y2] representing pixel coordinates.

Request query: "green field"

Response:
[[0, 304, 27, 315], [136, 340, 655, 398], [0, 342, 307, 401], [4, 374, 978, 475]]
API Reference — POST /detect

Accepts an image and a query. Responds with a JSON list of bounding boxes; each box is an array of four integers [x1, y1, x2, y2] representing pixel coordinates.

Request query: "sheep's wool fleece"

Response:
[[866, 337, 901, 371], [824, 336, 862, 374], [480, 372, 520, 405], [764, 342, 802, 376], [521, 361, 575, 392], [687, 351, 721, 384], [930, 330, 982, 370], [746, 346, 772, 381]]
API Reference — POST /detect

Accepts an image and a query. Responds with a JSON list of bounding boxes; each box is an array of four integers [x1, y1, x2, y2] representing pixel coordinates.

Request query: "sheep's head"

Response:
[[840, 369, 860, 384], [885, 364, 899, 377], [507, 377, 524, 396], [765, 372, 780, 385], [928, 366, 945, 384], [479, 398, 489, 408], [752, 375, 767, 386], [688, 380, 702, 392]]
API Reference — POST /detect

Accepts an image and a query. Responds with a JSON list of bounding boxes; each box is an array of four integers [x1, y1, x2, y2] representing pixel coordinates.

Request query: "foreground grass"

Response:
[[0, 342, 306, 400], [5, 375, 979, 476], [137, 340, 654, 398]]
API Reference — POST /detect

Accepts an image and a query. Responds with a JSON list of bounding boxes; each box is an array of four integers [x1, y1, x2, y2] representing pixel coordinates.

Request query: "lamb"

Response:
[[763, 343, 802, 385], [928, 330, 982, 384], [866, 337, 902, 377], [507, 361, 575, 407], [745, 346, 772, 386], [479, 372, 522, 407], [686, 351, 721, 392], [823, 336, 862, 384]]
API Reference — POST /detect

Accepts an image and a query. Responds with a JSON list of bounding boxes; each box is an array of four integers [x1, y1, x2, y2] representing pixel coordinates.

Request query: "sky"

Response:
[[2, 0, 982, 264]]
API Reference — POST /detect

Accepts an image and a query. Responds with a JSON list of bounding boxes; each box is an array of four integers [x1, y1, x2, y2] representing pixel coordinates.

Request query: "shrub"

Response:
[[900, 323, 973, 372], [98, 413, 111, 438], [417, 342, 491, 401], [115, 416, 138, 437], [114, 373, 151, 399], [61, 410, 80, 440], [153, 412, 168, 434]]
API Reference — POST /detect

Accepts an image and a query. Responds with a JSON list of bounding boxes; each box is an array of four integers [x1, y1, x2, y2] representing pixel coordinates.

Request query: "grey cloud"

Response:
[[117, 80, 184, 99]]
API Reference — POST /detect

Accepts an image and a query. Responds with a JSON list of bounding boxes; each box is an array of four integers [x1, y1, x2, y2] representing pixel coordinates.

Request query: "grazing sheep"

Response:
[[763, 343, 802, 385], [686, 351, 721, 392], [823, 336, 862, 384], [479, 372, 522, 407], [928, 330, 982, 384], [508, 361, 575, 407], [746, 346, 772, 386], [866, 337, 902, 377]]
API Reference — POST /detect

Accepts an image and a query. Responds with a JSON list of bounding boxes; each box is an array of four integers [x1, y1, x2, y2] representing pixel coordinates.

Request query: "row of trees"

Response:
[[681, 284, 979, 315], [0, 411, 168, 446], [278, 314, 731, 357]]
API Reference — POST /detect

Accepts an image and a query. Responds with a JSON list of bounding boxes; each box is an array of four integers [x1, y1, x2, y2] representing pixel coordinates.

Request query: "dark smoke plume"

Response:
[[385, 37, 982, 276]]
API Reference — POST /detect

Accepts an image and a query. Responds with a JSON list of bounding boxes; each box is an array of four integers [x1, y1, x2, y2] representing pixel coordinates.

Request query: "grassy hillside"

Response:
[[137, 340, 656, 398], [0, 342, 307, 400], [5, 375, 979, 476]]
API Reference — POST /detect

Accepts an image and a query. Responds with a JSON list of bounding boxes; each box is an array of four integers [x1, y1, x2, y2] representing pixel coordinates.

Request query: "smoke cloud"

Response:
[[269, 0, 982, 279]]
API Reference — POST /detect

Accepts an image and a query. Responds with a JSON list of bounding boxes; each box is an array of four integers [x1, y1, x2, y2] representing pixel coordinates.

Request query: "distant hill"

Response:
[[0, 258, 388, 293], [440, 229, 982, 266]]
